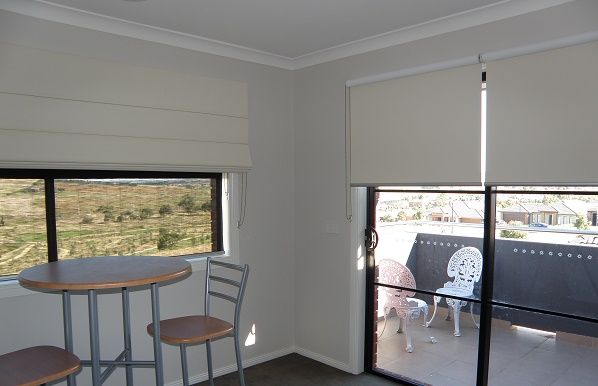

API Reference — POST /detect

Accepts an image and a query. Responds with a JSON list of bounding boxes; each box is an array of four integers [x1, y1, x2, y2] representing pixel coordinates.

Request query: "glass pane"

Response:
[[489, 306, 598, 386], [374, 189, 484, 295], [495, 188, 598, 319], [0, 179, 48, 277], [374, 281, 479, 384], [55, 178, 218, 259], [372, 187, 482, 385]]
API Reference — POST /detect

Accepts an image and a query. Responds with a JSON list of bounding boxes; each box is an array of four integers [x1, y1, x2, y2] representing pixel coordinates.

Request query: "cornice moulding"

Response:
[[0, 0, 576, 70]]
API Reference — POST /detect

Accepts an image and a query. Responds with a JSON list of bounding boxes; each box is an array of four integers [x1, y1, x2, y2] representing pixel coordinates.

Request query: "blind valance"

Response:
[[349, 64, 482, 186], [0, 43, 251, 173], [485, 40, 598, 185]]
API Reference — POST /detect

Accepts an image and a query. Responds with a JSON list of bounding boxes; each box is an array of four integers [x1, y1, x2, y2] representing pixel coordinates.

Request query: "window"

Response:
[[366, 185, 598, 385], [0, 170, 223, 278]]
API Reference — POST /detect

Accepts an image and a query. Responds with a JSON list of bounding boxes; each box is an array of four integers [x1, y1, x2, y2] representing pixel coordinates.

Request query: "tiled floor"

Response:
[[375, 308, 598, 386]]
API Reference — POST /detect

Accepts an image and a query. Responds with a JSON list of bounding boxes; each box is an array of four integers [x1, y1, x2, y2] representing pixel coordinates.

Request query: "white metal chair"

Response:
[[426, 246, 483, 336], [378, 259, 436, 353], [147, 258, 249, 386]]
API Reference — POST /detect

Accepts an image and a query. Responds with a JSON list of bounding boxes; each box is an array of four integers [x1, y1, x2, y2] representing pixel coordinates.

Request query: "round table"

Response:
[[19, 255, 192, 386]]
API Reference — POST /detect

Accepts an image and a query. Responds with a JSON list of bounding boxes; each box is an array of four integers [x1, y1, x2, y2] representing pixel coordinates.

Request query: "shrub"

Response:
[[575, 214, 589, 230], [157, 228, 183, 250], [159, 205, 173, 217], [139, 208, 153, 220], [500, 221, 527, 239]]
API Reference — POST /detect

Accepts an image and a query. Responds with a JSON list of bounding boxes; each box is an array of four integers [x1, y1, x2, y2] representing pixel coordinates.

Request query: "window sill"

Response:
[[0, 253, 238, 300]]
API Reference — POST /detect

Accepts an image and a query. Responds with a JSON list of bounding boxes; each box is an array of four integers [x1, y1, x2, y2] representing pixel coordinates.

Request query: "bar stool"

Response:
[[0, 345, 81, 386], [147, 258, 250, 386]]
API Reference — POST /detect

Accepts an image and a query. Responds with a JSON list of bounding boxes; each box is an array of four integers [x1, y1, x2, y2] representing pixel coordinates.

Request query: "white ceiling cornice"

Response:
[[0, 0, 576, 70]]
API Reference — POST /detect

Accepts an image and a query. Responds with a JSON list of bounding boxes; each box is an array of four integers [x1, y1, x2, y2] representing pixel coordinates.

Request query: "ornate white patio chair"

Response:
[[378, 259, 436, 353], [426, 247, 483, 336]]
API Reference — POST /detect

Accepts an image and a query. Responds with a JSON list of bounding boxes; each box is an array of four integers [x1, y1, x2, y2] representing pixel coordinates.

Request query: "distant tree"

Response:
[[413, 211, 422, 220], [397, 211, 407, 221], [379, 214, 393, 222], [97, 205, 115, 223], [575, 214, 589, 230], [96, 205, 114, 214], [139, 208, 153, 220], [497, 199, 513, 208], [157, 228, 183, 250], [500, 221, 527, 239], [159, 205, 173, 217], [435, 194, 448, 207], [104, 212, 115, 223], [120, 209, 138, 220], [178, 194, 200, 213], [542, 195, 559, 205]]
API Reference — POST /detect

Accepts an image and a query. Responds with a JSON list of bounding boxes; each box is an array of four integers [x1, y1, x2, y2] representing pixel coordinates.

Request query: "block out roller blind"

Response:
[[485, 40, 598, 185], [349, 64, 482, 186], [0, 43, 251, 173]]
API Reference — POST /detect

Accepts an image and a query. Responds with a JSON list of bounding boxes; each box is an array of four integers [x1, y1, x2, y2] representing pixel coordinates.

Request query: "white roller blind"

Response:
[[349, 64, 482, 186], [0, 43, 251, 172], [486, 40, 598, 185]]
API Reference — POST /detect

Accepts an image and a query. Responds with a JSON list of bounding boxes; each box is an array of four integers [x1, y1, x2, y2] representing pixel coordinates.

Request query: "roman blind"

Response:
[[349, 64, 482, 186], [485, 40, 598, 185], [0, 43, 251, 173]]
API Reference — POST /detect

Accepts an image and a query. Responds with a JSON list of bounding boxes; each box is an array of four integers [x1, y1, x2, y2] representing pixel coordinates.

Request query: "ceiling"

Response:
[[0, 0, 575, 69]]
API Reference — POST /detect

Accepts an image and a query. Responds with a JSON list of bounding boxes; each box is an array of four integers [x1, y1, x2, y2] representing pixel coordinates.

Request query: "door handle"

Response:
[[365, 226, 378, 251]]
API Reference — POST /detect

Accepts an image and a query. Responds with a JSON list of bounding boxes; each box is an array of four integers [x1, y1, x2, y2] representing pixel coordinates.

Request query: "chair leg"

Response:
[[446, 303, 453, 321], [397, 317, 404, 333], [452, 300, 465, 337], [378, 305, 390, 337], [426, 295, 441, 327], [180, 343, 190, 386], [234, 331, 245, 386], [470, 302, 480, 328], [206, 339, 214, 386], [403, 316, 413, 353], [420, 306, 437, 344]]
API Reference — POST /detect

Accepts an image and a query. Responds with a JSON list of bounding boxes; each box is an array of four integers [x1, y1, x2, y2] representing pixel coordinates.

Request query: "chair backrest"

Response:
[[445, 247, 483, 292], [205, 257, 250, 330], [378, 259, 416, 308]]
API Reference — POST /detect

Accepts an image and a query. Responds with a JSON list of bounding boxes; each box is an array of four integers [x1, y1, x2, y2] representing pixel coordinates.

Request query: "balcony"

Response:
[[372, 230, 598, 385]]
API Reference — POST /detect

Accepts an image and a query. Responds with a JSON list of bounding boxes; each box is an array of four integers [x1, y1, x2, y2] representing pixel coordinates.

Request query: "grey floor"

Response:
[[194, 308, 598, 386], [193, 353, 397, 386]]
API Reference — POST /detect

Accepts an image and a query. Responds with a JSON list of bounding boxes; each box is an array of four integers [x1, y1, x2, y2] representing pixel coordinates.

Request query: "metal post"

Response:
[[476, 186, 496, 385], [150, 283, 164, 385], [63, 290, 77, 386], [122, 287, 133, 384], [88, 289, 101, 386]]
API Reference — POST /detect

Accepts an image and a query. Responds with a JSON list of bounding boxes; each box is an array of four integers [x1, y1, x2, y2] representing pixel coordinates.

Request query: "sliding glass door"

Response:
[[365, 186, 598, 386]]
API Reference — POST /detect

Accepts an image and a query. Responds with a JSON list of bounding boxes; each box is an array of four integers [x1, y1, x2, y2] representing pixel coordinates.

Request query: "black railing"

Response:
[[406, 233, 598, 338]]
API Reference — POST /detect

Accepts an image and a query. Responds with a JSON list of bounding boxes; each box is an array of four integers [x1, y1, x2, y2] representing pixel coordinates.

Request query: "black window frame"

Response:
[[365, 185, 598, 386], [0, 169, 223, 265]]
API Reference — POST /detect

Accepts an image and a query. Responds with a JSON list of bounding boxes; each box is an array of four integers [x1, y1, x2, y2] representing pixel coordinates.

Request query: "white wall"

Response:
[[292, 0, 598, 373], [1, 0, 598, 385], [0, 9, 295, 386]]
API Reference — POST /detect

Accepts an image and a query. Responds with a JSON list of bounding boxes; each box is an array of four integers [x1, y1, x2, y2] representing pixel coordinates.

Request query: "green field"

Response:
[[0, 178, 215, 277]]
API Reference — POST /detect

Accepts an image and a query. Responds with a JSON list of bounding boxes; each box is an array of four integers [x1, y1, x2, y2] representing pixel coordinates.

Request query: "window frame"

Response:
[[0, 169, 241, 295], [364, 185, 598, 385]]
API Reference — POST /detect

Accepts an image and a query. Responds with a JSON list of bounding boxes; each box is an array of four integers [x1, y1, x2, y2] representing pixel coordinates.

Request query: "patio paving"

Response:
[[374, 307, 598, 386]]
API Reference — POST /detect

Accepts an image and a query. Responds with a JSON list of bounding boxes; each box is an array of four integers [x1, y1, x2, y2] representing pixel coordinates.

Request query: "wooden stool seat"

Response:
[[148, 315, 233, 344], [0, 345, 80, 386]]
